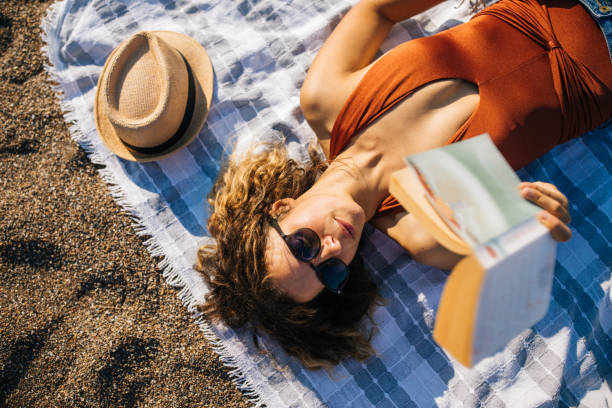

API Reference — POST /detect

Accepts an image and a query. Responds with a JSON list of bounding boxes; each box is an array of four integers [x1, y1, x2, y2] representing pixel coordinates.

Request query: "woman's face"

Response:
[[265, 193, 366, 303]]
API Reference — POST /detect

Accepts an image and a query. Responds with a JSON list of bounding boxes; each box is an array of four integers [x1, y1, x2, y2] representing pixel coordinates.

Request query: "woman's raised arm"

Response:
[[300, 0, 445, 155]]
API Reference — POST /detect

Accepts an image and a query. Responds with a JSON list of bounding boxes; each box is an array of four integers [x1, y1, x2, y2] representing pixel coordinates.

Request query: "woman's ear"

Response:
[[268, 198, 295, 218]]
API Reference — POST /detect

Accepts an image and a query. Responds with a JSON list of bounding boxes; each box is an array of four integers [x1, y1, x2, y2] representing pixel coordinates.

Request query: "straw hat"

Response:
[[94, 31, 214, 162]]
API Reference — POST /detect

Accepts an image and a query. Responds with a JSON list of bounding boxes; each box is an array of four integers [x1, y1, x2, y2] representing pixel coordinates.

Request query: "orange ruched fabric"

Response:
[[329, 0, 612, 214]]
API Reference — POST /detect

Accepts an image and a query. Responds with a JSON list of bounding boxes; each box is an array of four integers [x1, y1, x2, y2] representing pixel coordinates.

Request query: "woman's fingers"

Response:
[[537, 210, 572, 242], [531, 181, 569, 209], [519, 181, 572, 242], [520, 181, 571, 224]]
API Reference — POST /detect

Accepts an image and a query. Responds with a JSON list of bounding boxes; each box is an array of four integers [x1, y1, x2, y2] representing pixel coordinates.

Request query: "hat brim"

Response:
[[94, 31, 214, 162]]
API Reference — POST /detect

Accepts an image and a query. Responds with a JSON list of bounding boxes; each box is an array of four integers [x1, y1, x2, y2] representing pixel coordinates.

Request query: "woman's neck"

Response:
[[307, 148, 392, 220]]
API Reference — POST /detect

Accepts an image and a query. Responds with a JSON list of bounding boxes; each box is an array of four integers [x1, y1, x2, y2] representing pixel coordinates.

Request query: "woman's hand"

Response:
[[520, 181, 572, 242]]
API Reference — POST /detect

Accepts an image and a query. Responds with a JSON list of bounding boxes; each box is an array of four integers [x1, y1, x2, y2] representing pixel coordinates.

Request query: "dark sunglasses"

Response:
[[269, 218, 349, 295]]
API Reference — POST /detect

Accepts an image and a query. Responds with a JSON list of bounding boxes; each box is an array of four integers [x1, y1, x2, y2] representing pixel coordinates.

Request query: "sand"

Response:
[[0, 1, 251, 406]]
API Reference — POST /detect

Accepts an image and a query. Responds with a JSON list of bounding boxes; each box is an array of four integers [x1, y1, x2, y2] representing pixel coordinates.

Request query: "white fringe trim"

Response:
[[40, 3, 266, 406]]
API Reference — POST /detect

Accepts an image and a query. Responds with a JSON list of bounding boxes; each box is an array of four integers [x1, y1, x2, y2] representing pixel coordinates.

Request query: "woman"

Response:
[[197, 0, 611, 368]]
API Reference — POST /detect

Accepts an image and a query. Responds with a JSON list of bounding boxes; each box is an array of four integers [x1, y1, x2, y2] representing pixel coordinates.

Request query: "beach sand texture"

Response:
[[0, 1, 251, 406]]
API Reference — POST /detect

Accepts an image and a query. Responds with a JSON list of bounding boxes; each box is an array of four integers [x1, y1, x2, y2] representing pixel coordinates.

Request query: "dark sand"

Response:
[[0, 1, 251, 406]]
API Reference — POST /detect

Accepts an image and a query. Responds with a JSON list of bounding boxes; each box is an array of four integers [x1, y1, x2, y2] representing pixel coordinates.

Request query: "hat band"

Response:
[[122, 54, 196, 155]]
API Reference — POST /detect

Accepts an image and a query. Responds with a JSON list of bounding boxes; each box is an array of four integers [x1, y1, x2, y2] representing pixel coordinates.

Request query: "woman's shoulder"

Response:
[[300, 63, 375, 158]]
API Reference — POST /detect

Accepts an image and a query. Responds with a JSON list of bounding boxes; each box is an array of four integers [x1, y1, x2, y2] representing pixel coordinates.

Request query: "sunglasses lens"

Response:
[[286, 229, 320, 261], [317, 259, 349, 292]]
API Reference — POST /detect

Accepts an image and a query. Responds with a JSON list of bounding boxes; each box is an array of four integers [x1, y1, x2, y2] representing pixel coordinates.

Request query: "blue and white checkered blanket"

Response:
[[42, 0, 611, 406]]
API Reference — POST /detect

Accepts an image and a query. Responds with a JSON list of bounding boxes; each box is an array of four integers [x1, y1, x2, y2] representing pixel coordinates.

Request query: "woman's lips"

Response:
[[335, 218, 355, 239]]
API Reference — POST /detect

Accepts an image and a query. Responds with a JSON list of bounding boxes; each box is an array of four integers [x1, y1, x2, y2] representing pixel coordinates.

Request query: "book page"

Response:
[[471, 219, 557, 364], [390, 167, 472, 254], [406, 134, 540, 248]]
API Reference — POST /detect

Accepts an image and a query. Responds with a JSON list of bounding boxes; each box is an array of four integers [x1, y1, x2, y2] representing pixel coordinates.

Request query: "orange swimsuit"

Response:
[[329, 0, 612, 214]]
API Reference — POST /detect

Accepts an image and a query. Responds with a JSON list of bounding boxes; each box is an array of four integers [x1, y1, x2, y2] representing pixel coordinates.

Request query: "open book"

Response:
[[389, 134, 557, 367]]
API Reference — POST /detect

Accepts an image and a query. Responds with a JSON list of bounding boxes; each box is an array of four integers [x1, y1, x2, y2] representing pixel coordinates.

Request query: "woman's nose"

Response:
[[320, 235, 342, 260]]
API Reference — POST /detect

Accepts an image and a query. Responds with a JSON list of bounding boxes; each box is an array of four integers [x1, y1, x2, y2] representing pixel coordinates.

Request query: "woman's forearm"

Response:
[[307, 0, 445, 78], [371, 210, 464, 270]]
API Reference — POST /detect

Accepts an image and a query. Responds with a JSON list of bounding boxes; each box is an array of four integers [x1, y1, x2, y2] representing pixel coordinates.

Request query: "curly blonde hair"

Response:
[[196, 142, 382, 369]]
